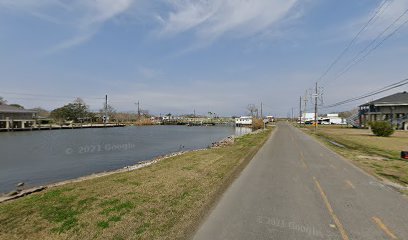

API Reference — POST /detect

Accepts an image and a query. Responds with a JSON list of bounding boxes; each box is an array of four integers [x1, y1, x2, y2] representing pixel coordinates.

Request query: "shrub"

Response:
[[252, 118, 264, 130], [369, 121, 394, 137]]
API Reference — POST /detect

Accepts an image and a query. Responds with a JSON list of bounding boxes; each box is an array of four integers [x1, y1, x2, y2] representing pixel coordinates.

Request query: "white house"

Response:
[[323, 113, 346, 125], [299, 113, 315, 123], [235, 116, 253, 126], [266, 116, 275, 122]]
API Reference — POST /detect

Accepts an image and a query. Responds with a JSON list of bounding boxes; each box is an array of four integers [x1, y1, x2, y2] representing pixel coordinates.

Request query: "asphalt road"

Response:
[[193, 123, 408, 240]]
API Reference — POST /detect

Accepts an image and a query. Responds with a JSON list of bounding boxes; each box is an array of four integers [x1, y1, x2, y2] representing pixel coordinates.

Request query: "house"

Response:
[[235, 116, 253, 126], [266, 116, 275, 122], [299, 112, 315, 124], [162, 115, 179, 121], [0, 105, 38, 130], [320, 113, 346, 125], [359, 91, 408, 130]]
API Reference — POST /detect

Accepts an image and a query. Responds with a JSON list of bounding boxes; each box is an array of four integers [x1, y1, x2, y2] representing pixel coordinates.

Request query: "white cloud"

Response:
[[50, 0, 134, 52], [1, 0, 136, 52], [158, 0, 300, 40], [1, 0, 305, 52], [45, 30, 98, 54], [78, 0, 134, 28]]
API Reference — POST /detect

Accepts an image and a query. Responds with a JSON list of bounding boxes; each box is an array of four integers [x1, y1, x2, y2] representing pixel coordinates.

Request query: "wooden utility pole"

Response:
[[260, 102, 263, 119], [104, 94, 108, 127], [291, 107, 294, 122], [314, 82, 318, 132], [137, 101, 140, 121], [299, 96, 302, 125]]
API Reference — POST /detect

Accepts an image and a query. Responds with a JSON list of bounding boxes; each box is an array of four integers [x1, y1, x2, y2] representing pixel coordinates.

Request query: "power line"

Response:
[[325, 81, 408, 108], [330, 8, 408, 83], [324, 78, 408, 108], [316, 0, 391, 84]]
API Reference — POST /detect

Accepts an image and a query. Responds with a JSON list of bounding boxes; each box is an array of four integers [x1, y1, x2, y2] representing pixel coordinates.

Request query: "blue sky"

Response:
[[1, 0, 408, 116]]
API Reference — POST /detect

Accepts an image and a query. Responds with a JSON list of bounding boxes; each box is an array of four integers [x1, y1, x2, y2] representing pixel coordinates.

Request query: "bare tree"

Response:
[[247, 104, 258, 117], [99, 104, 116, 120], [140, 109, 150, 118], [0, 96, 7, 105], [338, 109, 358, 119]]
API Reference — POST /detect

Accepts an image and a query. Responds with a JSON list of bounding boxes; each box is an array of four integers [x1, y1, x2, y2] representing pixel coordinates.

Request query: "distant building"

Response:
[[266, 116, 275, 122], [235, 116, 253, 126], [0, 105, 38, 130], [162, 116, 182, 121], [359, 91, 408, 130], [320, 113, 346, 125], [300, 112, 315, 123]]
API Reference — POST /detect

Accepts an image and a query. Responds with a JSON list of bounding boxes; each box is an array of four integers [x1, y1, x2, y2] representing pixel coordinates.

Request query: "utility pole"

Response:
[[303, 91, 308, 116], [104, 94, 108, 127], [261, 102, 265, 129], [137, 101, 140, 121], [299, 96, 302, 125], [291, 107, 294, 122], [314, 82, 318, 132]]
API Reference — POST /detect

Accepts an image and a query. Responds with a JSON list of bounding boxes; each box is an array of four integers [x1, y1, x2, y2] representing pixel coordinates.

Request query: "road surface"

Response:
[[193, 123, 408, 240]]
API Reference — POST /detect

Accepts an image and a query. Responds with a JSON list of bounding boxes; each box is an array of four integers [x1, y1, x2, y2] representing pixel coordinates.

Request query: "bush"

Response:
[[369, 121, 394, 137], [252, 118, 264, 130]]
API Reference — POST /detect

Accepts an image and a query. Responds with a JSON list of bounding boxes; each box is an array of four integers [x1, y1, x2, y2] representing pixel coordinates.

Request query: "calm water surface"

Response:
[[0, 125, 251, 193]]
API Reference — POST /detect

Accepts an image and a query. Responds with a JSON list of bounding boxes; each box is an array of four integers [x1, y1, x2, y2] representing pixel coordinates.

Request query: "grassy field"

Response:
[[302, 125, 408, 187], [0, 129, 271, 240]]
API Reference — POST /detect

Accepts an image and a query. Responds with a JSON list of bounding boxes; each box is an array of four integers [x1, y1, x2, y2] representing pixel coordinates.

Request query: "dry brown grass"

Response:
[[302, 125, 408, 187], [0, 129, 271, 240]]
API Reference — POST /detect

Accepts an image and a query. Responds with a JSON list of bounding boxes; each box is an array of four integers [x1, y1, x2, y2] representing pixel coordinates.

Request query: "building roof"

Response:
[[360, 91, 408, 107], [0, 105, 37, 113]]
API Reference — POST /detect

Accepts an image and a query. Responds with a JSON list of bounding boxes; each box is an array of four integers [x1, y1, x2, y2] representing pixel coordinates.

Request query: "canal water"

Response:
[[0, 125, 251, 193]]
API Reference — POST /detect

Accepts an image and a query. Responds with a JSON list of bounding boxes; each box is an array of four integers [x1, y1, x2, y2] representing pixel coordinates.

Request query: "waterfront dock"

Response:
[[0, 123, 125, 132]]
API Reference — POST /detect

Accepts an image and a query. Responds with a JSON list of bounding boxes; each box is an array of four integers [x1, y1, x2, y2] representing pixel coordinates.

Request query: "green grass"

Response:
[[302, 126, 408, 186], [0, 128, 271, 240]]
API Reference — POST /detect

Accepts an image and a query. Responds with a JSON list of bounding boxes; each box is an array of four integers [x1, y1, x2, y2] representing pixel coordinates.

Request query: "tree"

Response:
[[338, 109, 358, 119], [0, 96, 7, 105], [247, 104, 258, 117], [140, 109, 150, 118], [208, 112, 217, 118], [100, 104, 116, 121], [51, 98, 92, 123]]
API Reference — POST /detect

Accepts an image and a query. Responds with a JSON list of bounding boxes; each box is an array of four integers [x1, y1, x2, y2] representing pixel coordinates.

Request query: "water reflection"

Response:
[[234, 127, 253, 136]]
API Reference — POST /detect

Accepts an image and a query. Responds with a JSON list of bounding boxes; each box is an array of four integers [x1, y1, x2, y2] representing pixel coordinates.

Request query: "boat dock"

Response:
[[0, 123, 126, 132]]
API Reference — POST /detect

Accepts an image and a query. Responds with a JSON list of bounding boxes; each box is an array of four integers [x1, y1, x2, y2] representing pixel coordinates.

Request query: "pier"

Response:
[[0, 123, 125, 132]]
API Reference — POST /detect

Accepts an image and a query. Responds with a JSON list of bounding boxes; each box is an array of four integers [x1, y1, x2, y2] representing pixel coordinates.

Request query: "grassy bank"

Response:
[[0, 129, 271, 240], [301, 125, 408, 187]]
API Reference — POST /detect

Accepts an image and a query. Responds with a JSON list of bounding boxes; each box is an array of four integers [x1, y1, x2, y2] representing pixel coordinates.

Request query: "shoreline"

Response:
[[0, 133, 238, 203], [0, 128, 271, 239]]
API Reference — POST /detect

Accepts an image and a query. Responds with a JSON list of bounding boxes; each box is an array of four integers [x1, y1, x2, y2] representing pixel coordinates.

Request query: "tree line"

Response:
[[0, 96, 151, 124]]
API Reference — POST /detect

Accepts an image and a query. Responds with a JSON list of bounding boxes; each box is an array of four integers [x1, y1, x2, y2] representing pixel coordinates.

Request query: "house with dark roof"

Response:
[[359, 91, 408, 130], [0, 105, 38, 130]]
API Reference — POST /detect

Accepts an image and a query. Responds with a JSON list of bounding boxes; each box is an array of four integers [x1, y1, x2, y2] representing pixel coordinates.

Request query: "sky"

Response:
[[1, 0, 408, 117]]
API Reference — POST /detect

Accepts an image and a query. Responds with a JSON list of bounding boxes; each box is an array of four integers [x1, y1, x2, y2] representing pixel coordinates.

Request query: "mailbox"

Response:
[[401, 151, 408, 160]]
